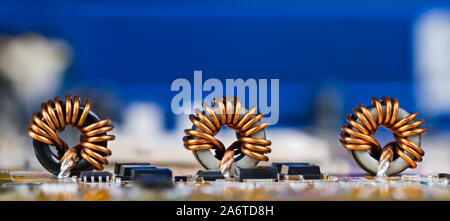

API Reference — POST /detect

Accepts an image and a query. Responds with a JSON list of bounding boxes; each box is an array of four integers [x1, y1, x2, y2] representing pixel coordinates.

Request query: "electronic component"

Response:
[[291, 163, 320, 175], [27, 94, 115, 176], [235, 166, 278, 182], [273, 162, 322, 180], [196, 170, 225, 181], [183, 96, 271, 176], [136, 175, 173, 188], [114, 162, 152, 174], [438, 173, 448, 179], [174, 176, 188, 182], [1, 169, 450, 200], [80, 171, 112, 183], [134, 168, 173, 188], [340, 96, 426, 176], [272, 162, 309, 173], [119, 164, 156, 180], [131, 168, 171, 180]]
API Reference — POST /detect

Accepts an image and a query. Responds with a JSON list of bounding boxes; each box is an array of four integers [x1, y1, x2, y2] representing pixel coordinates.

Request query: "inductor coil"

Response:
[[27, 94, 115, 176], [340, 96, 426, 176], [183, 96, 272, 175]]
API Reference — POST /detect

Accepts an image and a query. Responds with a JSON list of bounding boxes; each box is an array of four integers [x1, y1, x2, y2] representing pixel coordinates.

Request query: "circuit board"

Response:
[[0, 167, 448, 201]]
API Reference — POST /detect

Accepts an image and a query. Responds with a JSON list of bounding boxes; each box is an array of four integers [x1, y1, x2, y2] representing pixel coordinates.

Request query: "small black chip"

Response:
[[272, 162, 309, 173], [273, 162, 322, 179], [281, 163, 321, 175], [174, 176, 188, 182], [80, 171, 113, 182], [133, 168, 173, 188], [131, 168, 171, 180], [119, 164, 156, 180], [114, 162, 152, 174], [196, 170, 225, 181], [235, 166, 278, 182], [300, 174, 322, 179], [438, 173, 448, 179]]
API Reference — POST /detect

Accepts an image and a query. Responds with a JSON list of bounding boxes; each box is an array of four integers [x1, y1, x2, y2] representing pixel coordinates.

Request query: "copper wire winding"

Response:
[[183, 96, 272, 168], [339, 96, 426, 168], [27, 94, 115, 170]]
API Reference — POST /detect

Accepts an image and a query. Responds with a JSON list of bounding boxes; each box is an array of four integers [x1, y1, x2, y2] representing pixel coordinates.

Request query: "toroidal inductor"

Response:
[[27, 94, 115, 176], [183, 96, 272, 176], [339, 96, 426, 176]]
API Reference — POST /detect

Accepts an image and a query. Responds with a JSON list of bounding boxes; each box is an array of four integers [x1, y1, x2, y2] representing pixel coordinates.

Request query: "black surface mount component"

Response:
[[80, 171, 113, 182], [119, 164, 156, 180], [235, 166, 278, 182], [114, 162, 152, 174], [272, 162, 322, 179], [196, 170, 225, 181], [174, 176, 188, 182], [438, 173, 448, 179], [272, 162, 310, 173], [131, 168, 171, 180], [133, 168, 173, 188]]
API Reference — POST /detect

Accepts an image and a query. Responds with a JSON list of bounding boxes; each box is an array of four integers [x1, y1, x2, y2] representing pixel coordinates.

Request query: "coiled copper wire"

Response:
[[27, 94, 115, 170], [183, 96, 272, 168], [340, 96, 426, 169]]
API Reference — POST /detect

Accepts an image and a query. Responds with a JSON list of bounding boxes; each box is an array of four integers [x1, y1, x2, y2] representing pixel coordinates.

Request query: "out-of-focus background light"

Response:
[[0, 0, 449, 175]]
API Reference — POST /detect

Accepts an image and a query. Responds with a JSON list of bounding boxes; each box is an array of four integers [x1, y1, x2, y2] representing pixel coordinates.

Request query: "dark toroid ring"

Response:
[[33, 106, 106, 175], [28, 95, 115, 176]]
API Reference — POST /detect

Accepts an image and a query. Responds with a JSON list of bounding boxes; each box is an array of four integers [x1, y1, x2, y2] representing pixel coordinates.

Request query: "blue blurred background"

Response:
[[0, 0, 448, 173]]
